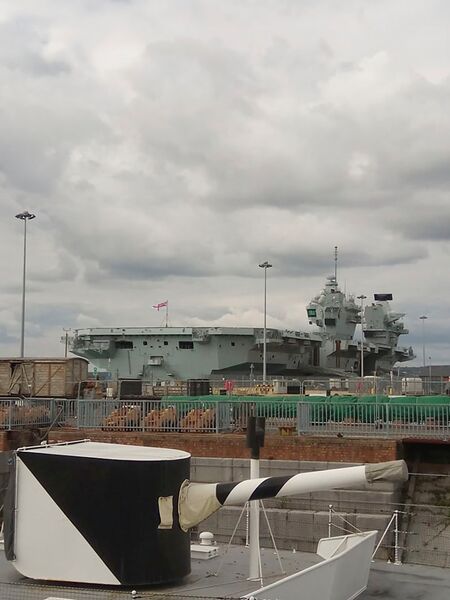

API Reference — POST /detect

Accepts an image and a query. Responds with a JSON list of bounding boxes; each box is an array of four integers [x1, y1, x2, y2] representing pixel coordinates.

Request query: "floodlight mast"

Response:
[[258, 261, 272, 384], [15, 211, 36, 357]]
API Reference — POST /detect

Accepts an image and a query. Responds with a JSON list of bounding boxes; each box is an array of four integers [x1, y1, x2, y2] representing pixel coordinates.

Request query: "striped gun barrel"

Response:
[[177, 460, 408, 530]]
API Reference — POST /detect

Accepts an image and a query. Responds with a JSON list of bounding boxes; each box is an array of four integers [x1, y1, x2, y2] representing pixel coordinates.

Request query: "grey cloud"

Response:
[[26, 304, 81, 329], [385, 194, 450, 241], [397, 216, 450, 242], [252, 246, 428, 278], [123, 40, 450, 216], [0, 0, 450, 362], [0, 326, 17, 345], [403, 320, 450, 350], [29, 252, 80, 284], [0, 106, 111, 193], [180, 305, 232, 321], [84, 254, 214, 282], [81, 242, 428, 283], [0, 18, 71, 77]]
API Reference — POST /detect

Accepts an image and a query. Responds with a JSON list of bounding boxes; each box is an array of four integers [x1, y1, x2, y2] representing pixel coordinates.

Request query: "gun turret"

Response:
[[5, 441, 408, 587]]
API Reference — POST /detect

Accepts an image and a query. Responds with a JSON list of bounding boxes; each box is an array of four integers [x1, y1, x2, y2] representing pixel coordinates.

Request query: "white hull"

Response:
[[245, 531, 377, 600]]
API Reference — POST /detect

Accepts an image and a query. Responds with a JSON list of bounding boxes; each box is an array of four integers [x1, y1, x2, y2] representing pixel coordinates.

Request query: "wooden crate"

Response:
[[0, 358, 89, 397]]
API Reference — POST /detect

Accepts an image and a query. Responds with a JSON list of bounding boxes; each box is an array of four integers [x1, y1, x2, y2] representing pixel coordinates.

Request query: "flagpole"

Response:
[[165, 301, 169, 328]]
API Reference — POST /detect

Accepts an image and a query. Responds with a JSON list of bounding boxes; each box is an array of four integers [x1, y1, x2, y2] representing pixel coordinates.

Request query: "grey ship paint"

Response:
[[70, 275, 414, 380]]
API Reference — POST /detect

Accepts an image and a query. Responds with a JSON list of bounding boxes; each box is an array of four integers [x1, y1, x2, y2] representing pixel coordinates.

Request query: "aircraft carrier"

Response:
[[69, 273, 414, 380]]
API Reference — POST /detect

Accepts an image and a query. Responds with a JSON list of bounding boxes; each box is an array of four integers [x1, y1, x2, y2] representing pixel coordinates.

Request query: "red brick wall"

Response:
[[0, 429, 42, 451], [48, 429, 400, 463]]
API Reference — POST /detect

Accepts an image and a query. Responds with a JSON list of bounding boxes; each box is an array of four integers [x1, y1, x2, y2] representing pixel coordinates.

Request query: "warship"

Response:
[[69, 269, 414, 381]]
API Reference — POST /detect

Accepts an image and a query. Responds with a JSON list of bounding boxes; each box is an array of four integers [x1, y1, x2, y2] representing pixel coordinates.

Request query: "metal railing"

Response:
[[0, 397, 55, 429], [297, 401, 450, 438], [1, 397, 450, 438], [70, 399, 298, 433], [76, 399, 225, 433]]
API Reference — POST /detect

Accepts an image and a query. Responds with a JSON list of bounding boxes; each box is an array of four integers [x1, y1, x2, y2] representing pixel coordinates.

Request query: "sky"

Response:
[[1, 0, 449, 366]]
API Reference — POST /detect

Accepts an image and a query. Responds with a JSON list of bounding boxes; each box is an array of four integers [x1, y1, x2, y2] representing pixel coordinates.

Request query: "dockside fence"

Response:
[[1, 397, 450, 439]]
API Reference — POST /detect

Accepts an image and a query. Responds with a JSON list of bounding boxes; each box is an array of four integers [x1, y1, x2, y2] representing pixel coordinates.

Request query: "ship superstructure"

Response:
[[306, 276, 414, 375]]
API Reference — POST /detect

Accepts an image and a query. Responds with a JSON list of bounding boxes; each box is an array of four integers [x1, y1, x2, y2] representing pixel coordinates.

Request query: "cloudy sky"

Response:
[[1, 0, 449, 365]]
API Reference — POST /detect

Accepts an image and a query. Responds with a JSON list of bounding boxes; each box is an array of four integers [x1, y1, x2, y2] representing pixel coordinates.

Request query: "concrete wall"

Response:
[[191, 457, 400, 556]]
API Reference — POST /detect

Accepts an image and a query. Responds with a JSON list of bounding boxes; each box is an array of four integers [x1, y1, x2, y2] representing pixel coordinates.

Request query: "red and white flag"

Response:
[[152, 300, 168, 311]]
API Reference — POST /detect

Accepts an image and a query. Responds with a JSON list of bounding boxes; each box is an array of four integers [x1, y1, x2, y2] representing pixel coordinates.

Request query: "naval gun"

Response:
[[2, 440, 408, 586]]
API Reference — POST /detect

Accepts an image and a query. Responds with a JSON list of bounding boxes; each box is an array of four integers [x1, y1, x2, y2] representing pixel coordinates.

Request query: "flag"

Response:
[[153, 300, 168, 311]]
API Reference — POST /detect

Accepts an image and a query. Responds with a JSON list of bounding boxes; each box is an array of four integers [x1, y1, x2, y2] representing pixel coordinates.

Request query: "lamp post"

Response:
[[63, 328, 72, 358], [419, 315, 428, 370], [428, 356, 432, 395], [258, 261, 272, 384], [357, 295, 367, 378], [15, 211, 36, 357]]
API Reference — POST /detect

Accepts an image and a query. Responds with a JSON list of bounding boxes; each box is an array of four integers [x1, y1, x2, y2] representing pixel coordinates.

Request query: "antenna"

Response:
[[334, 246, 338, 282]]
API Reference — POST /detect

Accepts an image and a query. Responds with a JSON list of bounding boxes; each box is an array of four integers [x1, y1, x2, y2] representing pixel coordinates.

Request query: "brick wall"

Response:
[[48, 429, 400, 463], [0, 429, 42, 451]]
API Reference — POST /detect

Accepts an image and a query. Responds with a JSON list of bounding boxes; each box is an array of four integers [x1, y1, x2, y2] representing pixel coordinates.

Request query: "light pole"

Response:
[[63, 328, 72, 358], [428, 356, 432, 395], [419, 315, 428, 370], [357, 295, 367, 378], [15, 211, 36, 357], [259, 261, 272, 384]]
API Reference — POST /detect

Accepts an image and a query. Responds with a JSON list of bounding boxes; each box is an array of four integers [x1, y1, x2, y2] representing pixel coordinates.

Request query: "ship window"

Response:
[[164, 341, 168, 345], [179, 341, 194, 350], [231, 342, 235, 346], [307, 308, 317, 317], [324, 318, 336, 326], [116, 341, 133, 349], [143, 341, 148, 346]]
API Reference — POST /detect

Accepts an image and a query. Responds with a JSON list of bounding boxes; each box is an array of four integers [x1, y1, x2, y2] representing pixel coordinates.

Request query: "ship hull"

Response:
[[70, 325, 410, 380]]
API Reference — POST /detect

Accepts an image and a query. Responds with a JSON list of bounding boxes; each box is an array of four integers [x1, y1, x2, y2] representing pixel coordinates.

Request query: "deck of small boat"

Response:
[[1, 545, 449, 599], [0, 545, 321, 599]]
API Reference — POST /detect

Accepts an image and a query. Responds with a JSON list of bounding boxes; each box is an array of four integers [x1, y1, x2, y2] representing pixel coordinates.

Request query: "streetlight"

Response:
[[63, 328, 72, 358], [357, 295, 367, 378], [15, 210, 36, 357], [428, 356, 432, 395], [419, 315, 428, 370], [258, 261, 272, 384]]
